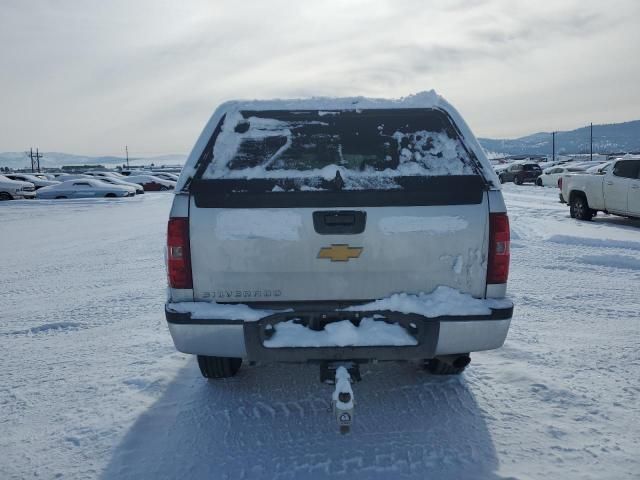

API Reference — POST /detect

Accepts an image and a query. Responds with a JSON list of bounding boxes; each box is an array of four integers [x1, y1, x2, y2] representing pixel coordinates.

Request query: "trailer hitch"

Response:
[[321, 362, 359, 434], [332, 367, 355, 434]]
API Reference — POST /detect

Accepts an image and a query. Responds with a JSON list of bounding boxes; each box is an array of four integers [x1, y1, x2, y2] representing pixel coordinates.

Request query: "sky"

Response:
[[1, 0, 639, 156]]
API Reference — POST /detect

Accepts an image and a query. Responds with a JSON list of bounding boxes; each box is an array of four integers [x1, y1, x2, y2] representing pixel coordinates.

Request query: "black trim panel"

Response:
[[313, 210, 366, 234], [245, 311, 440, 362], [191, 175, 485, 208], [165, 309, 243, 325], [182, 114, 226, 191]]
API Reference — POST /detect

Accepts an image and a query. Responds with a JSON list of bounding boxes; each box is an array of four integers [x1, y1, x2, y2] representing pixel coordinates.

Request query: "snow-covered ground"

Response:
[[1, 186, 639, 479]]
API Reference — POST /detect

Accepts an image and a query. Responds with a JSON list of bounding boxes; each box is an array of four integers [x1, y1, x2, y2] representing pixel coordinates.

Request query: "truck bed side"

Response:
[[563, 174, 605, 210]]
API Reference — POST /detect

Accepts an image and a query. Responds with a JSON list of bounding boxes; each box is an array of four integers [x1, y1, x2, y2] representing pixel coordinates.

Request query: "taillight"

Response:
[[487, 213, 510, 284], [167, 217, 193, 289], [558, 177, 563, 189]]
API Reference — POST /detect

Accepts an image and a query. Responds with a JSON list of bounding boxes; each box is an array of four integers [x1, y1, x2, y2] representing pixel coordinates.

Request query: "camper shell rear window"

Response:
[[196, 108, 482, 191]]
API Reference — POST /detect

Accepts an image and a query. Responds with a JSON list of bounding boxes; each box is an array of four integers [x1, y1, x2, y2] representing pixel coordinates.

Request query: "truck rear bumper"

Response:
[[165, 302, 513, 361]]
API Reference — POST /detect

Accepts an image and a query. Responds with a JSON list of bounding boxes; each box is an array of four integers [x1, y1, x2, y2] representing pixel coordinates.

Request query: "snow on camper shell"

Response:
[[201, 109, 478, 191]]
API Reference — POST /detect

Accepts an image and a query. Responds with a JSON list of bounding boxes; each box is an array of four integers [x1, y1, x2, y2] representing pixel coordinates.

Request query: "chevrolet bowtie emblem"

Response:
[[318, 244, 363, 262]]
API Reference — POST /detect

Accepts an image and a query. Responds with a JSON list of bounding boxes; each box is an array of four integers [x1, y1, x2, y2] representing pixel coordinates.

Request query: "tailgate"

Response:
[[189, 188, 488, 302]]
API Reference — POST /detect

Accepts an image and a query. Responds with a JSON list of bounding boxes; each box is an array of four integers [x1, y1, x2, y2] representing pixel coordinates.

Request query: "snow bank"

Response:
[[344, 286, 512, 318], [548, 235, 640, 252], [215, 210, 302, 241], [263, 317, 417, 348], [379, 216, 469, 235], [579, 254, 640, 271]]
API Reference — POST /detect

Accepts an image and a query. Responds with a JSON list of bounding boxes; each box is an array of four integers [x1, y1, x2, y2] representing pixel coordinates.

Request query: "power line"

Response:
[[27, 148, 43, 172], [590, 122, 593, 161]]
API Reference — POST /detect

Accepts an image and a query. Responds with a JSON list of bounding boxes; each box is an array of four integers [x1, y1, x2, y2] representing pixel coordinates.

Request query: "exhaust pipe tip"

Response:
[[453, 355, 471, 369]]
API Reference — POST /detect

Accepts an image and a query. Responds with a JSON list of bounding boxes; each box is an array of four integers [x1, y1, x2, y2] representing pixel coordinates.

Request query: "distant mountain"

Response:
[[0, 152, 186, 169], [2, 118, 639, 168], [479, 119, 640, 156]]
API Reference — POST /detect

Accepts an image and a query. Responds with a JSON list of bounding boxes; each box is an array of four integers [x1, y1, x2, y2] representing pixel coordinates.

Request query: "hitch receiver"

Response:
[[331, 366, 355, 434], [320, 361, 361, 384]]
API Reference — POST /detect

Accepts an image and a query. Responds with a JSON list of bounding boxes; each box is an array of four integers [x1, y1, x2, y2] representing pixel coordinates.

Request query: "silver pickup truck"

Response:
[[164, 93, 513, 384], [561, 158, 640, 220]]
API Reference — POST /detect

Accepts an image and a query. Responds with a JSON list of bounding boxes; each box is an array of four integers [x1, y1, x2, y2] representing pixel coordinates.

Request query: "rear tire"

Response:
[[55, 196, 67, 199], [197, 355, 242, 379], [105, 193, 117, 198], [570, 195, 594, 221], [499, 175, 505, 184], [536, 178, 543, 186], [425, 355, 470, 375], [514, 175, 523, 185], [0, 192, 13, 201]]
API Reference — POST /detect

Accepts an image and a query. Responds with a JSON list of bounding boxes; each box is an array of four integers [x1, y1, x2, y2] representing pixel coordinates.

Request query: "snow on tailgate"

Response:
[[344, 286, 512, 317], [379, 216, 469, 235], [215, 210, 303, 241]]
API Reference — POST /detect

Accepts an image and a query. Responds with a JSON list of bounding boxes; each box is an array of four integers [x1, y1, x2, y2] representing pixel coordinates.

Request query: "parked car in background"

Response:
[[32, 173, 59, 181], [537, 160, 563, 170], [493, 164, 510, 175], [4, 173, 60, 190], [498, 162, 542, 184], [536, 166, 586, 187], [53, 174, 94, 182], [586, 162, 612, 174], [119, 169, 147, 177], [36, 179, 135, 199], [151, 172, 180, 182], [572, 160, 607, 170], [561, 158, 640, 220], [94, 176, 144, 194], [84, 171, 127, 180], [125, 175, 175, 191], [0, 175, 36, 200]]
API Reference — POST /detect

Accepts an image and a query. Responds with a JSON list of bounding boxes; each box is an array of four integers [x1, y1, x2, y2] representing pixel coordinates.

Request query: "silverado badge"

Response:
[[318, 244, 363, 262]]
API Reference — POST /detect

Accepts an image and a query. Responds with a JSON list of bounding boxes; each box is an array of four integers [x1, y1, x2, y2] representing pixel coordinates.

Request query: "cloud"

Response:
[[0, 0, 639, 154]]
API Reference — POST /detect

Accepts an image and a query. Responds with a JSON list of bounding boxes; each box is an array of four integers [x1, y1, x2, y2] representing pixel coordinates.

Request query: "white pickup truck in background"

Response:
[[561, 158, 640, 220]]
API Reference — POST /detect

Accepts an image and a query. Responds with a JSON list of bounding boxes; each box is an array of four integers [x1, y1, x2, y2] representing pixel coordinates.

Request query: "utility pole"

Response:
[[28, 148, 43, 173], [590, 123, 593, 161], [552, 131, 556, 163], [125, 145, 129, 168]]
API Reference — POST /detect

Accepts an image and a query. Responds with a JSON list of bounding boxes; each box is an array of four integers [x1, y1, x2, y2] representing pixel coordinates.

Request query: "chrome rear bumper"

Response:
[[165, 303, 513, 361]]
